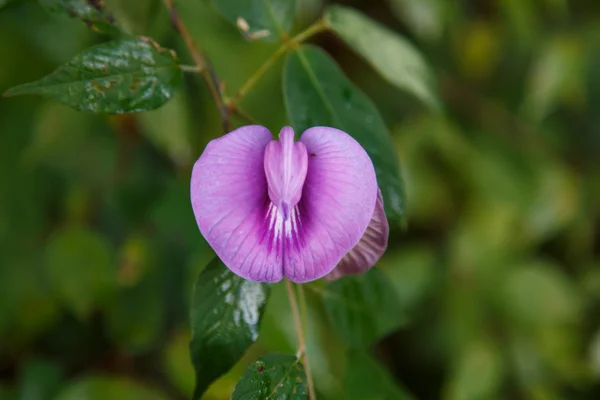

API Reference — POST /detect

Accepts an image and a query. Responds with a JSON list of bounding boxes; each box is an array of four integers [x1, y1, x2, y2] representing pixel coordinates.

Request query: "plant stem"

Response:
[[285, 280, 316, 399], [162, 0, 231, 133], [231, 19, 329, 103], [297, 284, 316, 400]]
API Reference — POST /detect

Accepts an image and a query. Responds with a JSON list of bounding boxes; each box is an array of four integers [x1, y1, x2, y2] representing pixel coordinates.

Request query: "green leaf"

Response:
[[17, 358, 64, 400], [283, 44, 406, 222], [45, 227, 115, 318], [319, 268, 406, 348], [232, 354, 306, 400], [324, 5, 440, 110], [55, 376, 168, 400], [38, 0, 121, 34], [4, 37, 182, 114], [343, 350, 414, 400], [211, 0, 296, 41], [190, 258, 270, 400]]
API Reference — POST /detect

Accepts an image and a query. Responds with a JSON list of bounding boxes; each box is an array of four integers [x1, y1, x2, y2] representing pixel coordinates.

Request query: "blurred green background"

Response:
[[1, 0, 600, 399]]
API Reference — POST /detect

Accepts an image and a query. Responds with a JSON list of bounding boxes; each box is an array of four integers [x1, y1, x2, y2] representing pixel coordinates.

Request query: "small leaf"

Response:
[[232, 354, 306, 400], [190, 258, 270, 400], [343, 350, 415, 400], [38, 0, 121, 34], [320, 268, 406, 348], [45, 227, 115, 319], [55, 375, 168, 400], [325, 5, 440, 110], [212, 0, 296, 41], [4, 37, 182, 114], [283, 44, 406, 222]]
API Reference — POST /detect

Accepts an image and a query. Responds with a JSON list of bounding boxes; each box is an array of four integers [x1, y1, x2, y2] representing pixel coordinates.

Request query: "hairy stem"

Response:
[[162, 0, 231, 132], [231, 19, 329, 104], [285, 280, 316, 399]]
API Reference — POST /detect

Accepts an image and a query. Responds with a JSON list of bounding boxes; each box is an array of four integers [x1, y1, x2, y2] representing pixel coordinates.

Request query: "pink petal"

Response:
[[264, 126, 308, 219], [190, 125, 284, 282], [325, 189, 389, 280], [282, 127, 378, 282]]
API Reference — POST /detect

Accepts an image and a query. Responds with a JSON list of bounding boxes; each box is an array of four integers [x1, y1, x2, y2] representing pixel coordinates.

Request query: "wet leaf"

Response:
[[320, 268, 406, 348], [283, 45, 406, 223], [55, 376, 168, 400], [343, 350, 414, 400], [212, 0, 296, 41], [190, 258, 270, 400], [4, 37, 182, 114], [325, 5, 440, 110], [45, 227, 115, 319], [232, 353, 306, 400], [38, 0, 121, 34]]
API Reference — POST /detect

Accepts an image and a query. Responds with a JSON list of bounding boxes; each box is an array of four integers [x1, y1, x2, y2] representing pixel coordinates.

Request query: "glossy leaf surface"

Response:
[[190, 258, 270, 399], [4, 37, 182, 114]]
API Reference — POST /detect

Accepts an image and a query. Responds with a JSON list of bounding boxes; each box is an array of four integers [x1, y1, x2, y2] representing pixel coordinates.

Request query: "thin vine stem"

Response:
[[285, 280, 316, 399], [297, 284, 316, 400], [162, 0, 231, 132], [231, 19, 329, 104]]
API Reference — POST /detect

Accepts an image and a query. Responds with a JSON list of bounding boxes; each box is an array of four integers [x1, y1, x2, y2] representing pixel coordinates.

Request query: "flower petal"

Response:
[[282, 127, 378, 282], [325, 189, 389, 280], [264, 127, 308, 219], [190, 125, 284, 282]]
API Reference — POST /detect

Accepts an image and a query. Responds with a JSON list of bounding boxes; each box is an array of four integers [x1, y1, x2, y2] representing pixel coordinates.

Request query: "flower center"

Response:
[[263, 126, 308, 220]]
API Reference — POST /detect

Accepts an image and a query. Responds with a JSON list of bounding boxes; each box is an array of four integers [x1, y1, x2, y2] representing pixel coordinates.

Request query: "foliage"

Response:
[[1, 0, 599, 399]]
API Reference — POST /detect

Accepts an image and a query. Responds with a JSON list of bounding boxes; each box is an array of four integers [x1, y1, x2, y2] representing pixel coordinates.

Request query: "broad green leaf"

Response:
[[232, 354, 306, 400], [211, 0, 296, 41], [190, 258, 270, 400], [343, 350, 414, 400], [38, 0, 121, 34], [55, 376, 168, 400], [4, 37, 182, 114], [325, 5, 440, 110], [45, 227, 115, 318], [283, 45, 406, 222], [319, 268, 406, 348]]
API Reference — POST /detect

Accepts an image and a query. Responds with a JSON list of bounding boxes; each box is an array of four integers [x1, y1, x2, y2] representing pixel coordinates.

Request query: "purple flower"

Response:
[[190, 125, 389, 283]]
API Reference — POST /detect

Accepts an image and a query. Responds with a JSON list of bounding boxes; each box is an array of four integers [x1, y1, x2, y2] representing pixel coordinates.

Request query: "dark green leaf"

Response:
[[4, 37, 182, 114], [55, 376, 168, 400], [45, 227, 115, 318], [212, 0, 296, 41], [343, 350, 414, 400], [283, 44, 406, 222], [17, 358, 64, 400], [190, 258, 270, 400], [325, 5, 440, 110], [319, 268, 406, 348], [38, 0, 121, 34], [232, 353, 306, 400]]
